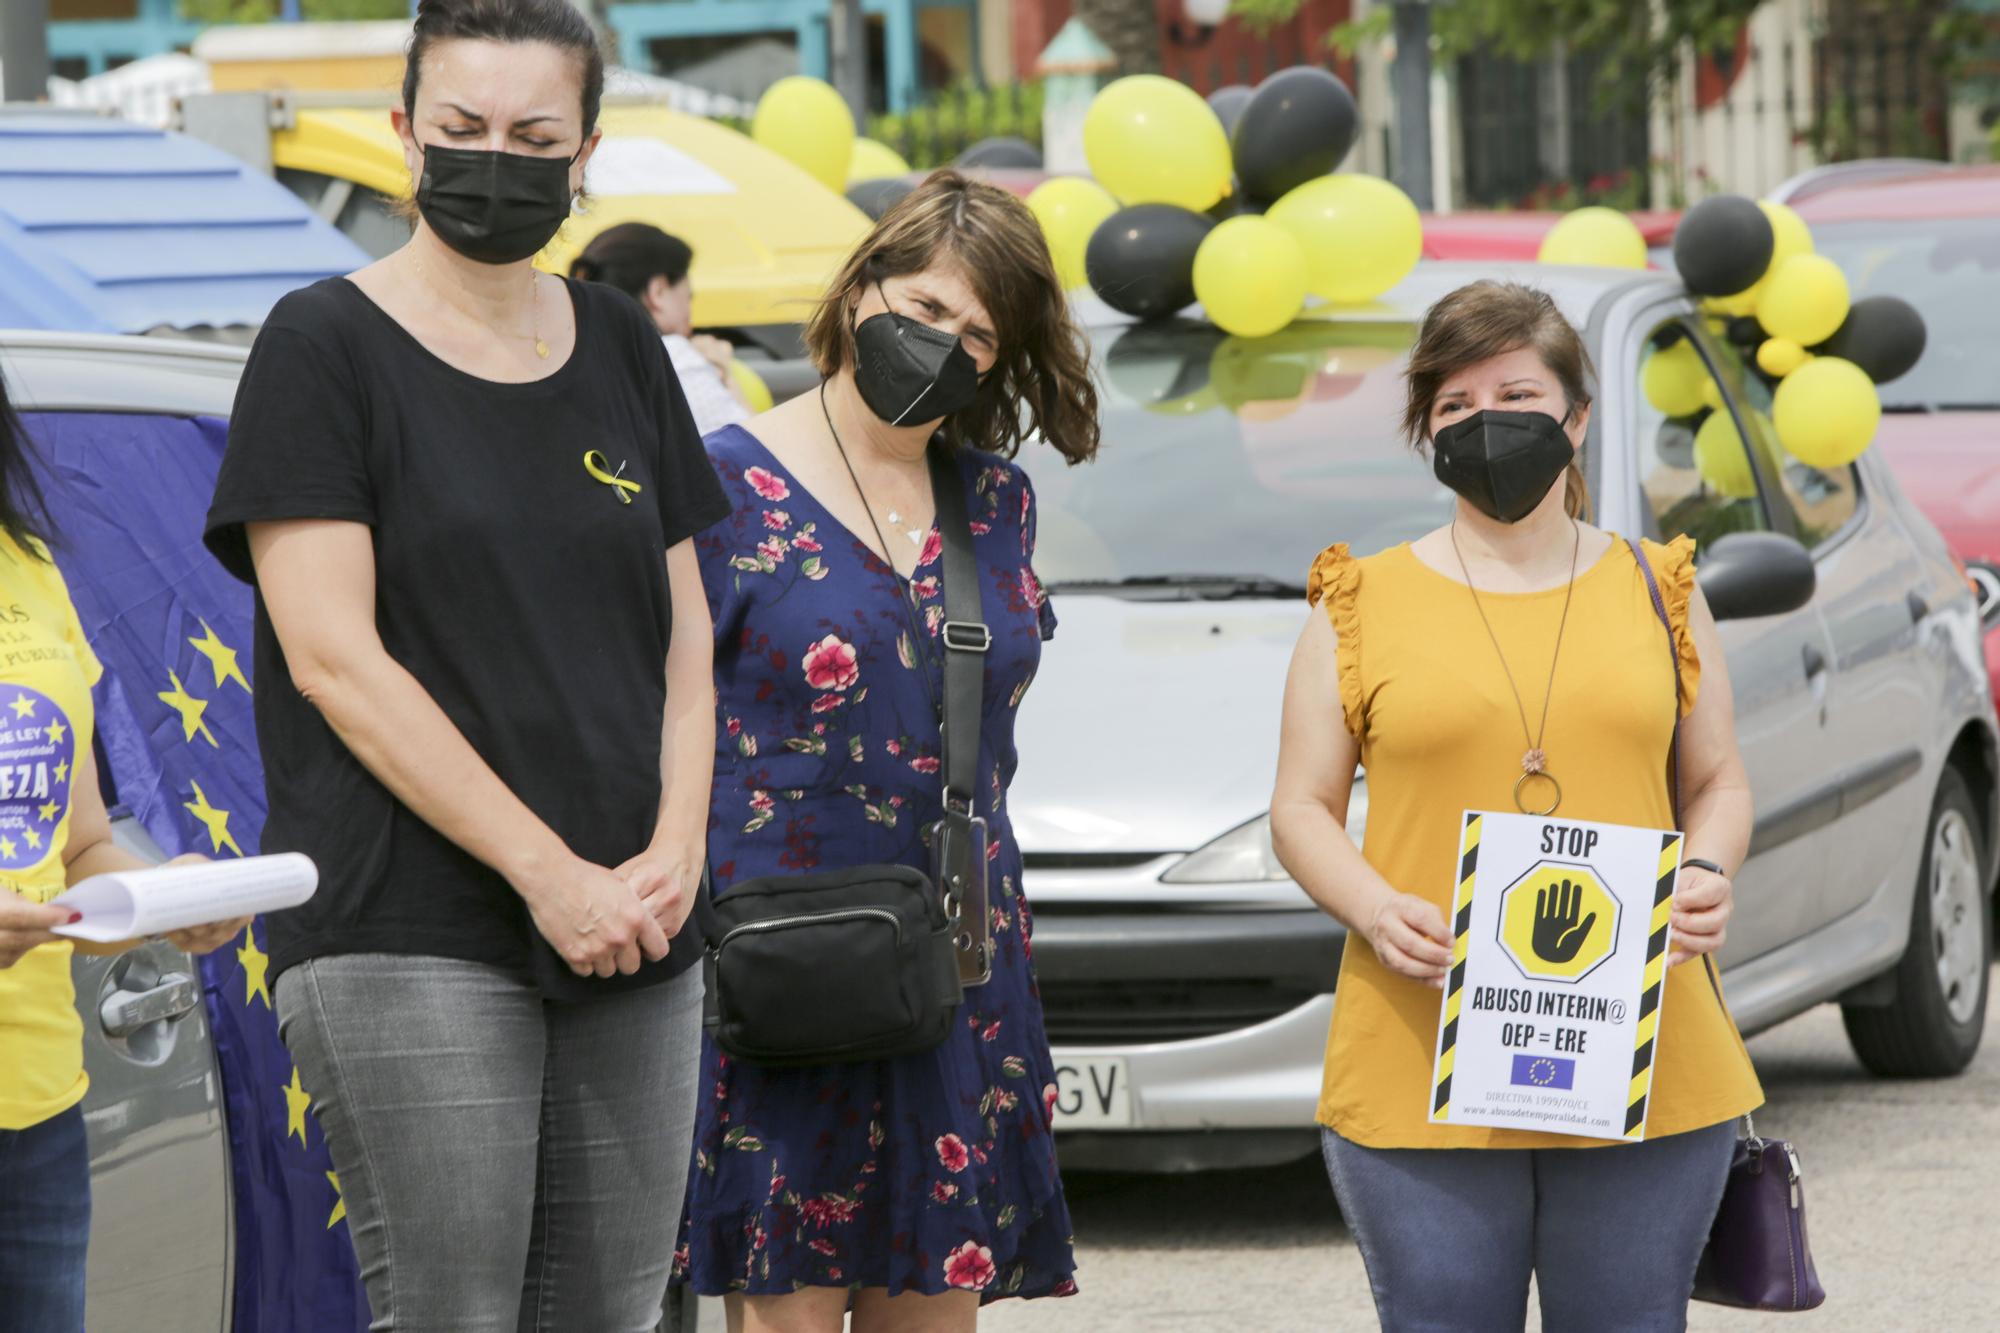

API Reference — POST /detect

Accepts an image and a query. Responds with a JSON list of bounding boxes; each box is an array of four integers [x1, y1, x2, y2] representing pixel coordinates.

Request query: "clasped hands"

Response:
[[521, 840, 703, 979]]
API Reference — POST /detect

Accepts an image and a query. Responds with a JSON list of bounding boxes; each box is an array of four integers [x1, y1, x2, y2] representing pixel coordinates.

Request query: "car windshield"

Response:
[[1022, 318, 1448, 594], [1811, 218, 2000, 411]]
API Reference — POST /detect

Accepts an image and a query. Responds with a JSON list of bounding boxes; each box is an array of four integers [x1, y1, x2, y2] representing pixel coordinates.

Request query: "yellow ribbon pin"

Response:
[[583, 450, 643, 505]]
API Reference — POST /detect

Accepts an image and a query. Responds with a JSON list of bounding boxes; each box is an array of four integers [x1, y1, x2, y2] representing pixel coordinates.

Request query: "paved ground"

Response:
[[984, 972, 2000, 1332]]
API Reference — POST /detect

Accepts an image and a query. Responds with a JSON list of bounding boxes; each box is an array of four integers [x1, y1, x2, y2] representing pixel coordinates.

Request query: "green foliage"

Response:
[[180, 0, 408, 20], [867, 82, 1045, 172]]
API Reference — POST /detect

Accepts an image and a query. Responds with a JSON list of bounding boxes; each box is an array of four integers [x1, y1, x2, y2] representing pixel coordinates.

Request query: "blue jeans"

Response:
[[1322, 1121, 1736, 1333], [0, 1104, 92, 1333]]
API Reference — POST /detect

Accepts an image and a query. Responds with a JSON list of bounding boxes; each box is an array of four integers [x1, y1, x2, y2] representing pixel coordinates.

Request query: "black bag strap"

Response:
[[1626, 535, 1730, 1011], [928, 444, 987, 814]]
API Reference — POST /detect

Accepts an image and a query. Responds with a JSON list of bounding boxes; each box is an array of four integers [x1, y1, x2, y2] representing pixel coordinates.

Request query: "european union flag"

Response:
[[29, 412, 368, 1331], [1510, 1053, 1577, 1089]]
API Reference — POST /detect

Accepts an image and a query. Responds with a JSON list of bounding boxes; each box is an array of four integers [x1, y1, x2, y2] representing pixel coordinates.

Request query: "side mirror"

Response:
[[1697, 532, 1816, 621]]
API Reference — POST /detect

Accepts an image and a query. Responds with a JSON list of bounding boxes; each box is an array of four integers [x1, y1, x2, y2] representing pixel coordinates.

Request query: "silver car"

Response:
[[1014, 261, 1999, 1171]]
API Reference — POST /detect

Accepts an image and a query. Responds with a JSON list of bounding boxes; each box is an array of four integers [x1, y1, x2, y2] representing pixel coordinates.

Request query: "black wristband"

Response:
[[1682, 857, 1728, 878]]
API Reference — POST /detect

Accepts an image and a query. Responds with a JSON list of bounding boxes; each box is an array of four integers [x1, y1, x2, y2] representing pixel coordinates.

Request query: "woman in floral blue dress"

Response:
[[674, 173, 1099, 1329]]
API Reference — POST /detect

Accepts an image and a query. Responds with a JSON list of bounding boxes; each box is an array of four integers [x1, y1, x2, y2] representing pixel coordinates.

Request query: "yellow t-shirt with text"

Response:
[[0, 534, 102, 1131]]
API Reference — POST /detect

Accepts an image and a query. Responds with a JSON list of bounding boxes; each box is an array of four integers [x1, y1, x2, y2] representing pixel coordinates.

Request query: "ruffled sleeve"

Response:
[[1306, 543, 1366, 740], [1647, 534, 1702, 719]]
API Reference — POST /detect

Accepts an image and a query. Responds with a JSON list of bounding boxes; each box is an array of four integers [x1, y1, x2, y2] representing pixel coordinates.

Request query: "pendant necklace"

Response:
[[1449, 518, 1581, 817], [883, 510, 928, 548]]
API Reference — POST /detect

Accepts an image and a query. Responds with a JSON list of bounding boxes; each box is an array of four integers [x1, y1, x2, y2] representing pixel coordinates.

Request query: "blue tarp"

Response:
[[0, 115, 368, 334]]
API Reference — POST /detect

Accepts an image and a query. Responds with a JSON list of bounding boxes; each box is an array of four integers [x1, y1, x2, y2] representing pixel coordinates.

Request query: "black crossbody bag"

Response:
[[695, 445, 993, 1066]]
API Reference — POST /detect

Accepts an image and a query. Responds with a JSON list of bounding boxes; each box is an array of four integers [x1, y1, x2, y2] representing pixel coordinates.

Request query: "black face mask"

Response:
[[415, 143, 575, 266], [852, 288, 982, 426], [1431, 408, 1577, 524]]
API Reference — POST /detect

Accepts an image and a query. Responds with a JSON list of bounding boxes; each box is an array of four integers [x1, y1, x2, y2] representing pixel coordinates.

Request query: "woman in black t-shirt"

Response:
[[203, 3, 729, 1327]]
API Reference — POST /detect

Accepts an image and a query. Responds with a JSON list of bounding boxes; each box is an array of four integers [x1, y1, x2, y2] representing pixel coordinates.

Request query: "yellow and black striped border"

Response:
[[1430, 812, 1482, 1122], [1623, 832, 1686, 1138]]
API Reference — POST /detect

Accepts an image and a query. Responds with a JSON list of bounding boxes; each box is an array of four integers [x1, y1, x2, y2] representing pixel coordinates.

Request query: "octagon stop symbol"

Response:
[[1497, 861, 1622, 984]]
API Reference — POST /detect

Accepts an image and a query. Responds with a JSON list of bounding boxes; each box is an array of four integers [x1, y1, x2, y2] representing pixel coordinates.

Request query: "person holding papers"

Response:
[[0, 375, 245, 1331], [202, 2, 730, 1328], [1269, 281, 1762, 1331]]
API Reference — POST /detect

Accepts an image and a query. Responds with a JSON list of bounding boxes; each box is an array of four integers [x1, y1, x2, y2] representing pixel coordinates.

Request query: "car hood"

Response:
[[1874, 412, 2000, 562], [1009, 594, 1305, 854]]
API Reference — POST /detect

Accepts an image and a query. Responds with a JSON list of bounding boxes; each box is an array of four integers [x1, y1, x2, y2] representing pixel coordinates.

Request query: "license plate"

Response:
[[1050, 1056, 1133, 1130]]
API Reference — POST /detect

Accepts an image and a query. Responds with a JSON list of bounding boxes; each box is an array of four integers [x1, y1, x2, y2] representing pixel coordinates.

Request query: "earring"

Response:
[[571, 191, 586, 216]]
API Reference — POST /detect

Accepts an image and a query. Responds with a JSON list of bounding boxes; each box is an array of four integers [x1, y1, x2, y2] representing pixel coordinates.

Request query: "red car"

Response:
[[1419, 209, 1680, 260], [1793, 165, 2000, 697]]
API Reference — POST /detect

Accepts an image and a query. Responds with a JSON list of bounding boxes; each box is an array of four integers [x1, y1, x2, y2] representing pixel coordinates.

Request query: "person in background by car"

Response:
[[0, 371, 246, 1332], [571, 221, 753, 437], [1269, 281, 1764, 1331], [201, 1, 730, 1327], [672, 171, 1097, 1330]]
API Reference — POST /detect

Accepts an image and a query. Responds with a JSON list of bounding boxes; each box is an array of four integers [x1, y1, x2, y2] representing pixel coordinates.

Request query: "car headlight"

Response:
[[1160, 788, 1369, 884]]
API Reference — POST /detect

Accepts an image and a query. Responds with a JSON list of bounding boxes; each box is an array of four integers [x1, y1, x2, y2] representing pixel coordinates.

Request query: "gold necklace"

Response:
[[407, 251, 547, 358], [1449, 519, 1582, 816]]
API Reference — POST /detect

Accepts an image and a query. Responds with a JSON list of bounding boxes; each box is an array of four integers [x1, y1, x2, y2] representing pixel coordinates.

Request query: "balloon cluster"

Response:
[[1657, 194, 1926, 476], [749, 76, 1049, 221], [1028, 68, 1422, 337]]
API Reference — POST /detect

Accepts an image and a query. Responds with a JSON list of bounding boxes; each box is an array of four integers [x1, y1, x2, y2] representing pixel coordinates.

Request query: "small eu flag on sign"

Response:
[[1510, 1054, 1577, 1089]]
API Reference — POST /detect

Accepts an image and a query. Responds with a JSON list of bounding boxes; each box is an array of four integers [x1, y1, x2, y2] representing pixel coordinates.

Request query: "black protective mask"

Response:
[[1431, 408, 1577, 524], [415, 143, 574, 265], [852, 290, 982, 426]]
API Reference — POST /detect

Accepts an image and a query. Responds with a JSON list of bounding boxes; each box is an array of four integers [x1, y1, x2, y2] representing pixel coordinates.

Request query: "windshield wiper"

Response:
[[1049, 574, 1311, 600]]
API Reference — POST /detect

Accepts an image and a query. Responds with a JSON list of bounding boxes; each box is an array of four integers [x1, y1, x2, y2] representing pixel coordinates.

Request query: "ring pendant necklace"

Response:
[[1449, 517, 1581, 817]]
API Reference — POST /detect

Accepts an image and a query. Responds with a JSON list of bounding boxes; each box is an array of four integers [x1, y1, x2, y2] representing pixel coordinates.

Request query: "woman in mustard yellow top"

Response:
[[1271, 282, 1762, 1332], [0, 376, 246, 1330]]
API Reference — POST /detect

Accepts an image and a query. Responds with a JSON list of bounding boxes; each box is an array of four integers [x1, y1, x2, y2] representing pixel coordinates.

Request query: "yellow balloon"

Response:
[[1694, 407, 1775, 500], [1192, 217, 1308, 339], [1266, 174, 1423, 304], [1760, 200, 1813, 271], [1756, 338, 1809, 378], [1773, 356, 1880, 467], [1083, 75, 1232, 211], [847, 137, 912, 184], [1708, 288, 1761, 318], [1642, 340, 1708, 417], [1537, 206, 1647, 269], [1026, 177, 1120, 290], [751, 76, 855, 193], [728, 358, 774, 414], [1759, 254, 1850, 347], [1701, 376, 1726, 412]]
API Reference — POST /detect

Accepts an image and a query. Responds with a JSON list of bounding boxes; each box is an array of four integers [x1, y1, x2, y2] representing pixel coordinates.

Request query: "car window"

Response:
[[1635, 321, 1774, 548], [1022, 319, 1446, 591], [1699, 335, 1862, 551], [1811, 217, 2000, 412]]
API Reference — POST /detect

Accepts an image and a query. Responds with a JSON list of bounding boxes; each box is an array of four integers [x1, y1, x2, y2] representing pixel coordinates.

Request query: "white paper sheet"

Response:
[[50, 852, 317, 942]]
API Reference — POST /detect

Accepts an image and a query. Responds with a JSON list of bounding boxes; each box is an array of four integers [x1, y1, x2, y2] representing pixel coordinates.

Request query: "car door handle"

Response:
[[1907, 590, 1930, 624], [100, 972, 200, 1039], [1802, 644, 1828, 679]]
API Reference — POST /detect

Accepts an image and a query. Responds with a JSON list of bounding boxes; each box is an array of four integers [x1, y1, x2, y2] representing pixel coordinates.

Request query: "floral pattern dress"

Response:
[[673, 424, 1077, 1303]]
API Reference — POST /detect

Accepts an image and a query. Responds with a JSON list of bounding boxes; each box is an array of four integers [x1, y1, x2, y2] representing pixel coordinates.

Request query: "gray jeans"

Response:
[[276, 954, 703, 1333], [1322, 1121, 1736, 1333]]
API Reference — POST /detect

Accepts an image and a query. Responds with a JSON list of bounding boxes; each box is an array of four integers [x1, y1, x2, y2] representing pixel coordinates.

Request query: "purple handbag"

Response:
[[1627, 536, 1827, 1312]]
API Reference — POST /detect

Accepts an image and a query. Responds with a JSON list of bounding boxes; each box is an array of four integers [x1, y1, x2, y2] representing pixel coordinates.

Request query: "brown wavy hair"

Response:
[[1402, 281, 1595, 520], [804, 170, 1099, 464]]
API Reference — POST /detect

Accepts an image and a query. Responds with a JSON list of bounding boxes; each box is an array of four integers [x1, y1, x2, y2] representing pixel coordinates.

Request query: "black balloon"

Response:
[[1208, 84, 1254, 138], [1727, 315, 1766, 347], [954, 136, 1042, 170], [1206, 180, 1258, 223], [1231, 66, 1359, 205], [1820, 295, 1928, 385], [1672, 194, 1774, 296], [1085, 205, 1214, 321], [846, 177, 915, 220]]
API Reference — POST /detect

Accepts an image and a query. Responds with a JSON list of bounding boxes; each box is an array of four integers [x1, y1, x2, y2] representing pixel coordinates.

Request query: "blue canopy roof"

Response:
[[0, 113, 368, 334]]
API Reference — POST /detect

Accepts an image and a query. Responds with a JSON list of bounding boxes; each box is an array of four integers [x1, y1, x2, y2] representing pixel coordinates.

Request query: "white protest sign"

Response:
[[1429, 811, 1682, 1140]]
